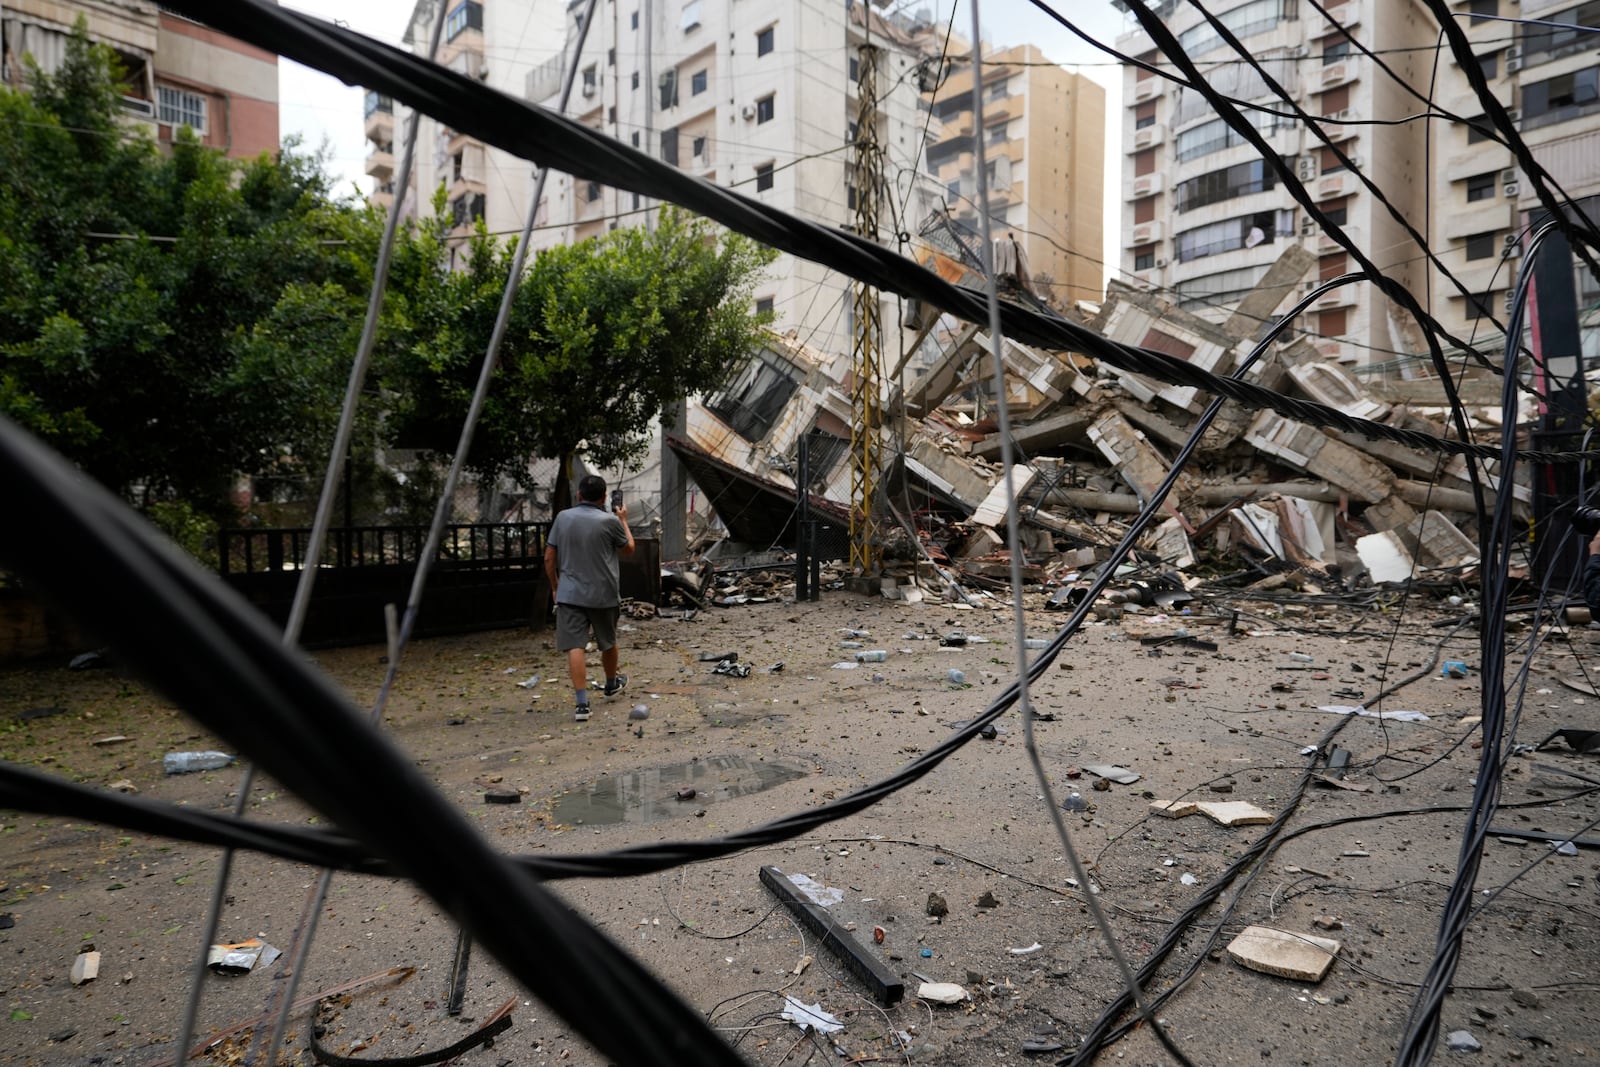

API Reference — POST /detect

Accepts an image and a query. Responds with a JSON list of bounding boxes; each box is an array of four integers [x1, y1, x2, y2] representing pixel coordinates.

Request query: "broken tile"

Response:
[[1226, 926, 1341, 982]]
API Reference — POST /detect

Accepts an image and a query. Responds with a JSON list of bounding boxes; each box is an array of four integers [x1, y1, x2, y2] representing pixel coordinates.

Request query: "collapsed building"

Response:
[[666, 242, 1519, 602]]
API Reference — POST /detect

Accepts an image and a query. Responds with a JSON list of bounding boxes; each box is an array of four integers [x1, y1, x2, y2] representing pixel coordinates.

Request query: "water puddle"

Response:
[[550, 755, 809, 826]]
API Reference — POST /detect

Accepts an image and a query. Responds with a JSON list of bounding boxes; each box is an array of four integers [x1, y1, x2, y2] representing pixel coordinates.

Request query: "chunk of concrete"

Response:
[[1226, 926, 1340, 982], [70, 951, 100, 986], [1195, 801, 1273, 826]]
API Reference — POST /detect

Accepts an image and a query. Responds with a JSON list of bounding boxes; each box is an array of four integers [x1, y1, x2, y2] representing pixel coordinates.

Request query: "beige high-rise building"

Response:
[[922, 44, 1106, 308], [1114, 0, 1600, 369]]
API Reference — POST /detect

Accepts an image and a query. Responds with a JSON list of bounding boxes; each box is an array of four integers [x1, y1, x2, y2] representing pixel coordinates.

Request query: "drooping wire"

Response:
[[1396, 219, 1563, 1067]]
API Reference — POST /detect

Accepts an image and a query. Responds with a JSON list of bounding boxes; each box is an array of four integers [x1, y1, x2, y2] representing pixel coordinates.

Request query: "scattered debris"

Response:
[[1533, 728, 1600, 754], [1082, 764, 1140, 785], [1008, 942, 1043, 955], [780, 996, 843, 1034], [760, 866, 904, 1006], [926, 892, 949, 918], [1226, 926, 1341, 982], [163, 751, 235, 775], [916, 982, 968, 1005], [70, 950, 100, 985], [483, 790, 521, 804], [1319, 705, 1430, 723], [206, 938, 281, 975], [1446, 1030, 1483, 1053], [68, 650, 106, 670], [1151, 799, 1274, 827]]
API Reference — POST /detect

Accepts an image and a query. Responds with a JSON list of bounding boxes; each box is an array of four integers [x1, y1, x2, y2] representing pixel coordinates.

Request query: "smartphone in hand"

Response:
[[611, 490, 623, 513]]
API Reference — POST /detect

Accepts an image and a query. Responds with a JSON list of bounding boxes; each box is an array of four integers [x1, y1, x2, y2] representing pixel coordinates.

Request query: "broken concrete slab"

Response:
[[70, 951, 100, 985], [970, 465, 1037, 527], [1227, 926, 1341, 982], [1087, 410, 1197, 521], [1082, 764, 1140, 785], [1356, 530, 1415, 584], [1150, 800, 1273, 826], [1244, 411, 1395, 504]]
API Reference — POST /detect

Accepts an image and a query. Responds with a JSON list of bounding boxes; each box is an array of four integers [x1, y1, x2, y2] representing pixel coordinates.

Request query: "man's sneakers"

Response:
[[574, 703, 591, 722], [603, 674, 628, 698]]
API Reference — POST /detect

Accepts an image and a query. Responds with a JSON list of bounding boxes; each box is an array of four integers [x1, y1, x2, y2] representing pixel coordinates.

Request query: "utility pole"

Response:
[[848, 43, 884, 578]]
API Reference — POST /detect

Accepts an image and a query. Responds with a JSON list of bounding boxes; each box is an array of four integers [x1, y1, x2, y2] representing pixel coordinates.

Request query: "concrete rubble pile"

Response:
[[666, 245, 1521, 608]]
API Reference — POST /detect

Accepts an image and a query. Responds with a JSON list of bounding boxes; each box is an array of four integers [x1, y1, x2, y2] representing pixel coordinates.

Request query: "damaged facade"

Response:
[[668, 244, 1517, 600]]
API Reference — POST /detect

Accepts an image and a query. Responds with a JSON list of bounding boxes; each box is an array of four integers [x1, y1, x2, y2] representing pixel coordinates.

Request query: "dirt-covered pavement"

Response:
[[3, 589, 1600, 1066]]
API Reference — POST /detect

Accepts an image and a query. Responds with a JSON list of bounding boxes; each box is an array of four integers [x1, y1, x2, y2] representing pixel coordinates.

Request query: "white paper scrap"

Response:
[[1008, 942, 1043, 955], [1318, 705, 1430, 723], [783, 871, 844, 907], [781, 996, 843, 1034]]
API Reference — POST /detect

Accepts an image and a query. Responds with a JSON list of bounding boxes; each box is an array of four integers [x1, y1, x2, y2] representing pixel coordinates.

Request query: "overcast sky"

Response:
[[278, 0, 1128, 264]]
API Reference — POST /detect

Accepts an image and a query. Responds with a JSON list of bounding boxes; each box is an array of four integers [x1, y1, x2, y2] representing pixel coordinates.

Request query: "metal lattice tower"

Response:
[[849, 43, 884, 576]]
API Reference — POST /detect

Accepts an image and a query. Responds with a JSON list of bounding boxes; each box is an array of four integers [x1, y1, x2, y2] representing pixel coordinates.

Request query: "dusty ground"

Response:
[[3, 587, 1600, 1066]]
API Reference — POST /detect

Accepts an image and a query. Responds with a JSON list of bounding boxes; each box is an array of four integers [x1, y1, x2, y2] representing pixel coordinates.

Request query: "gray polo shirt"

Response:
[[548, 502, 629, 608]]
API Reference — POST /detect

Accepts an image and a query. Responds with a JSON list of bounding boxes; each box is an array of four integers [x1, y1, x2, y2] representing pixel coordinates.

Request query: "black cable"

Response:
[[155, 0, 1595, 467], [1396, 219, 1562, 1067], [0, 417, 748, 1067]]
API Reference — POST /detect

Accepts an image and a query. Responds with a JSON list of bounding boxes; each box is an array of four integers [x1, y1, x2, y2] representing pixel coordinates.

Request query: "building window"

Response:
[[756, 93, 775, 123], [1175, 210, 1292, 262], [1466, 290, 1497, 319], [1133, 148, 1155, 177], [756, 25, 775, 56], [1478, 52, 1497, 80], [608, 48, 615, 66], [1176, 0, 1292, 57], [585, 181, 602, 203], [706, 347, 801, 441], [659, 69, 679, 109], [1465, 115, 1495, 143], [692, 135, 707, 160], [755, 162, 774, 191], [1521, 66, 1600, 128], [1174, 112, 1278, 163], [157, 85, 207, 133], [631, 131, 640, 147], [1466, 171, 1497, 201], [1319, 308, 1347, 336], [1133, 244, 1156, 271], [1465, 231, 1498, 259], [364, 91, 392, 119], [691, 68, 708, 95], [632, 71, 640, 90], [1134, 101, 1155, 129], [450, 191, 486, 227], [1174, 264, 1271, 311], [1319, 145, 1351, 174], [1321, 38, 1350, 65], [1521, 3, 1600, 63], [661, 127, 679, 166], [849, 55, 859, 82], [1319, 252, 1346, 281], [631, 9, 639, 28], [1321, 84, 1350, 115], [756, 296, 774, 316], [681, 0, 702, 30], [1468, 0, 1496, 24], [1174, 159, 1279, 213], [1134, 197, 1156, 224], [1321, 196, 1350, 226], [446, 1, 483, 42]]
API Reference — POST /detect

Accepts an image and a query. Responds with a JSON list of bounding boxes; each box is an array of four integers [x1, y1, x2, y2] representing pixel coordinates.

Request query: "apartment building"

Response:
[[368, 0, 561, 258], [1, 1, 278, 158], [1115, 0, 1439, 367], [522, 0, 945, 358], [921, 44, 1106, 308]]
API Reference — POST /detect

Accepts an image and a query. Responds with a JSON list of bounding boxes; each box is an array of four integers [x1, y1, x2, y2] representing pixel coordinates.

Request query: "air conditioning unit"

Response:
[[741, 103, 756, 120], [1301, 218, 1316, 236], [1297, 156, 1317, 180], [1504, 290, 1516, 314], [1289, 45, 1309, 59], [1506, 56, 1523, 73], [1504, 232, 1520, 246], [581, 83, 596, 98], [1500, 168, 1517, 183], [1505, 108, 1521, 122], [1503, 243, 1523, 258], [1155, 257, 1169, 268], [1346, 154, 1364, 169], [1505, 45, 1521, 61], [1504, 181, 1520, 197]]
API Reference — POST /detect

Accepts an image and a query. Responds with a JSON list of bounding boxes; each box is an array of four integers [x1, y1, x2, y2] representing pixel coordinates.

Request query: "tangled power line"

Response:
[[2, 0, 1599, 1064]]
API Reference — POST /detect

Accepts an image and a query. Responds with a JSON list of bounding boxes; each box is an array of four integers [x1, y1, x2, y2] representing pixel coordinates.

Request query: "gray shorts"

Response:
[[555, 604, 619, 652]]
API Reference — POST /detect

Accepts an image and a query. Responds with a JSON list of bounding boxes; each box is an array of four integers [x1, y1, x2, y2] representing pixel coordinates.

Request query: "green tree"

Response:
[[0, 25, 385, 520], [386, 206, 776, 508]]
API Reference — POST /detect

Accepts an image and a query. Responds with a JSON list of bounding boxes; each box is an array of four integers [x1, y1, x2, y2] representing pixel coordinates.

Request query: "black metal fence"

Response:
[[217, 523, 551, 648]]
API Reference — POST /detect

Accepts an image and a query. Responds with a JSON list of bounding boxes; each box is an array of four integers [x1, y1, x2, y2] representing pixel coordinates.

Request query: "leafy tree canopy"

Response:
[[0, 24, 383, 517]]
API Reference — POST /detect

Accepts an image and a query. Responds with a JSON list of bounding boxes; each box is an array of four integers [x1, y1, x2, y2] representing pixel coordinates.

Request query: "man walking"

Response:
[[544, 474, 635, 721]]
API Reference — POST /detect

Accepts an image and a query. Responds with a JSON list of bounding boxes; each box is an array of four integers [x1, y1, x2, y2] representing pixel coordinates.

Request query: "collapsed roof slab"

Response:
[[1086, 410, 1198, 523], [969, 406, 1099, 461], [1243, 411, 1396, 504]]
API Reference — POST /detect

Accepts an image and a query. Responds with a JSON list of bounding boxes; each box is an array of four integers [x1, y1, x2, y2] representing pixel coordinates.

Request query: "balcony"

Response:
[[1127, 219, 1165, 246], [1321, 2, 1358, 29], [1314, 224, 1360, 255], [1131, 76, 1161, 104], [1317, 58, 1358, 92], [365, 145, 394, 180], [1307, 281, 1357, 311], [1130, 171, 1164, 198], [364, 92, 394, 142], [527, 52, 567, 103], [1129, 124, 1165, 151]]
